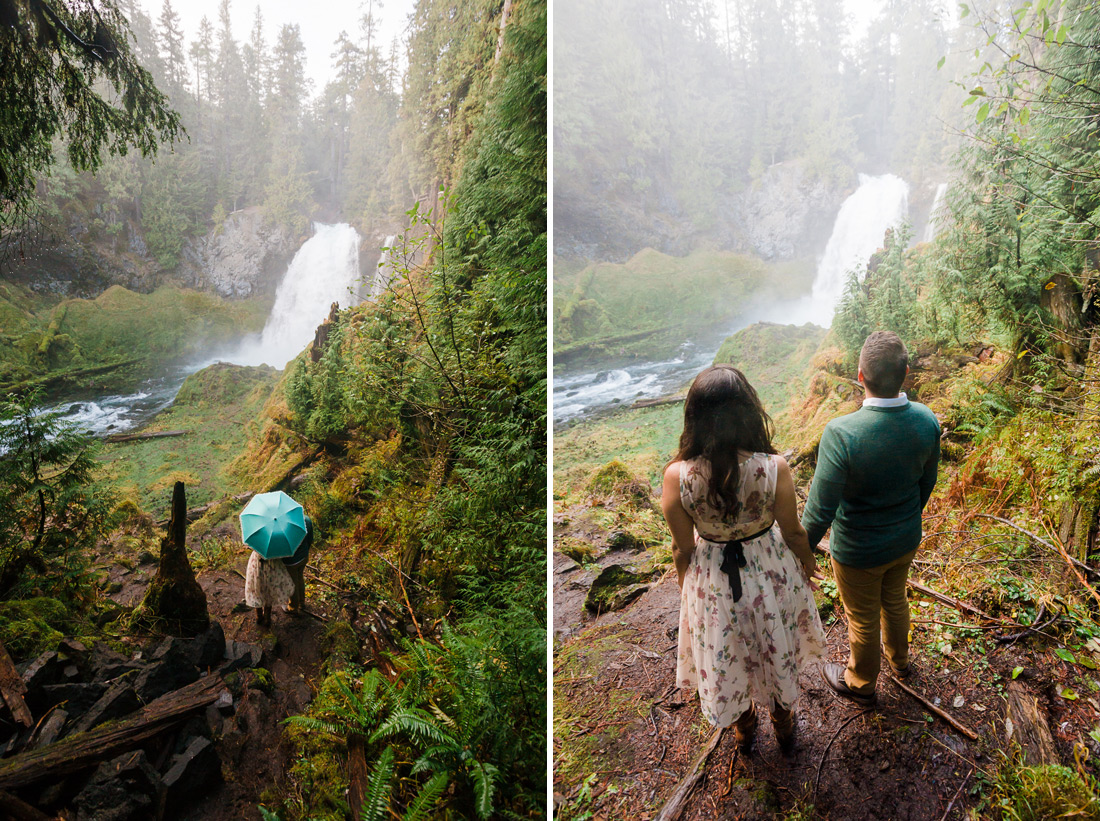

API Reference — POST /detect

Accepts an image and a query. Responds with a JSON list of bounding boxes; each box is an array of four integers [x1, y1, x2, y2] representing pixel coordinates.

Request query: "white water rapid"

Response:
[[226, 222, 362, 369], [553, 173, 913, 425], [366, 235, 397, 298], [922, 182, 948, 243]]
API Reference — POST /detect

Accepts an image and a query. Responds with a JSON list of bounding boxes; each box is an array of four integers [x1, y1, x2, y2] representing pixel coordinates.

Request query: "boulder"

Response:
[[160, 736, 222, 812], [72, 750, 161, 821], [69, 682, 139, 736], [33, 682, 106, 715], [132, 641, 199, 702], [220, 640, 263, 675], [20, 651, 62, 690], [188, 622, 226, 670], [584, 565, 651, 613]]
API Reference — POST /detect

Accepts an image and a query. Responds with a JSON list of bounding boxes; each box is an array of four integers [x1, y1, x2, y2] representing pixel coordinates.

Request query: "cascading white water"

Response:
[[368, 235, 397, 297], [229, 222, 362, 369], [922, 182, 948, 243], [808, 173, 910, 324]]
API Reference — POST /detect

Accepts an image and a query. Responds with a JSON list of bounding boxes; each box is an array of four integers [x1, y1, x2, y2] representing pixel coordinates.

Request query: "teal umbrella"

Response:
[[239, 491, 307, 559]]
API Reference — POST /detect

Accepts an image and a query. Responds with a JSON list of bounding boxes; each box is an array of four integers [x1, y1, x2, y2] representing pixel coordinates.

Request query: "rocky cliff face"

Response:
[[3, 207, 304, 302], [180, 208, 300, 299], [735, 160, 853, 260], [554, 158, 853, 264]]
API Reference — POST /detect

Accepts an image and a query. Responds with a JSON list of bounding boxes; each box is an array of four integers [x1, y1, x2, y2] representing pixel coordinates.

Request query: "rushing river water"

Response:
[[553, 173, 912, 426]]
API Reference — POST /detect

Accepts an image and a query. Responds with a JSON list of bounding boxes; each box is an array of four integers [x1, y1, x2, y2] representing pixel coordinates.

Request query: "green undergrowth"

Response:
[[554, 248, 814, 361], [0, 281, 270, 397], [713, 322, 828, 422], [977, 753, 1100, 821], [98, 363, 281, 513]]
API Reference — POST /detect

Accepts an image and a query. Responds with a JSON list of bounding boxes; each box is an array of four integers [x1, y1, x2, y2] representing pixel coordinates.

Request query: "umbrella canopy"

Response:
[[239, 491, 307, 559]]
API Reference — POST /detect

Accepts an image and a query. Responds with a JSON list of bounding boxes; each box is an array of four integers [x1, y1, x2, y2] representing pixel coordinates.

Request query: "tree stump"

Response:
[[1006, 680, 1058, 765], [135, 482, 209, 636]]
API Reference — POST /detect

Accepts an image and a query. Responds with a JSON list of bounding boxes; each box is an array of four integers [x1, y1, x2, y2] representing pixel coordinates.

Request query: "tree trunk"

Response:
[[1006, 680, 1058, 766]]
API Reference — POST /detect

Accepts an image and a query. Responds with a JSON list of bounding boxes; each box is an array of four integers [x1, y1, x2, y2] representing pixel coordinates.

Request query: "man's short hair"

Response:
[[859, 331, 908, 397]]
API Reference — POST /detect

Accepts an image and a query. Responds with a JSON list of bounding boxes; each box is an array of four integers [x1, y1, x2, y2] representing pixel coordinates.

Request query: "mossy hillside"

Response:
[[554, 247, 814, 361], [98, 363, 280, 513], [713, 321, 828, 421], [0, 283, 270, 395]]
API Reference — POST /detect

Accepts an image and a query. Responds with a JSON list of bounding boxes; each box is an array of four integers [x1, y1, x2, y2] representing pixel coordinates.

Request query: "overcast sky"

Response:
[[135, 0, 419, 93]]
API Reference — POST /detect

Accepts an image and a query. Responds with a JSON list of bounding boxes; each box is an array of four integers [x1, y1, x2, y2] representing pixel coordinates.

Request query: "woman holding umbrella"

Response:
[[240, 491, 308, 627]]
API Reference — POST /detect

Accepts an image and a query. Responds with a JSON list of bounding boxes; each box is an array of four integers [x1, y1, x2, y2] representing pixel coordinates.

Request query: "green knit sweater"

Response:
[[802, 401, 941, 568]]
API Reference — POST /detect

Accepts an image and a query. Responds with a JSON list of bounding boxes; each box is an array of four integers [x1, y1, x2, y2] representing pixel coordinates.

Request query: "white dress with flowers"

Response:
[[676, 454, 826, 727], [244, 550, 294, 609]]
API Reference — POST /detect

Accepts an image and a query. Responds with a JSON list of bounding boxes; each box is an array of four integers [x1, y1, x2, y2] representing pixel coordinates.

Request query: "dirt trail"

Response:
[[552, 536, 1076, 820], [107, 555, 332, 820]]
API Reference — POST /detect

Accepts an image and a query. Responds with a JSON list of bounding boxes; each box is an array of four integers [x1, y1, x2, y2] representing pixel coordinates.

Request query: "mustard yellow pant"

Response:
[[831, 548, 917, 693]]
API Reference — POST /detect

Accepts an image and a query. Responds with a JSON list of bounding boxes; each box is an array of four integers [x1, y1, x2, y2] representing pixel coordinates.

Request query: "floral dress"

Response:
[[677, 454, 826, 727], [244, 550, 294, 610]]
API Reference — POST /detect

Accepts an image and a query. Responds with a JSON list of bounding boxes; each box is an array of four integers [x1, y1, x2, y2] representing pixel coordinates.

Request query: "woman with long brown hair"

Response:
[[662, 365, 826, 752]]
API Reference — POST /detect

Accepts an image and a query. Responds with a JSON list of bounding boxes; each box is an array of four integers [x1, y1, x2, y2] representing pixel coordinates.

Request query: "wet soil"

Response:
[[553, 503, 1097, 820]]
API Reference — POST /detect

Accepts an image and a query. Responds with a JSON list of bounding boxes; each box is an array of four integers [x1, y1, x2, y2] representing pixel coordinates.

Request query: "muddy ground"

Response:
[[553, 503, 1099, 820]]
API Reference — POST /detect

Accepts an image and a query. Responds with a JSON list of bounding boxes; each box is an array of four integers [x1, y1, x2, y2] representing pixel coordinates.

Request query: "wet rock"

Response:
[[584, 565, 651, 613], [21, 651, 62, 689], [137, 550, 157, 566], [606, 530, 644, 551], [214, 690, 235, 715], [89, 642, 139, 681], [133, 641, 199, 702], [160, 736, 222, 811], [34, 682, 107, 715], [28, 708, 68, 749], [69, 682, 139, 736], [220, 640, 263, 674], [72, 750, 161, 821], [188, 621, 226, 669]]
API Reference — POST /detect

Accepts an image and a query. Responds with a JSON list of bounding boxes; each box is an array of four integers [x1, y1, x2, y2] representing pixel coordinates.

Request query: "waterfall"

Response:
[[227, 222, 362, 369], [368, 235, 397, 297], [809, 173, 910, 324], [922, 182, 948, 243]]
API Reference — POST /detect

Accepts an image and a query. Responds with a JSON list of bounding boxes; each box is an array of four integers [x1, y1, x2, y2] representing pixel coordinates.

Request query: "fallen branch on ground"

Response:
[[104, 430, 187, 443], [0, 675, 224, 789], [0, 639, 32, 728], [815, 709, 871, 803], [889, 675, 978, 741], [653, 728, 723, 821]]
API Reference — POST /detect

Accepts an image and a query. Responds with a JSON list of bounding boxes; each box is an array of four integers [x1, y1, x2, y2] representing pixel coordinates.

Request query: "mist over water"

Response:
[[553, 173, 913, 425], [923, 182, 949, 243]]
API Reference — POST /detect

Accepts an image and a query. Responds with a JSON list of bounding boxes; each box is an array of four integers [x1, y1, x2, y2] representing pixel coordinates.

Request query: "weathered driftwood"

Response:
[[0, 789, 53, 821], [890, 676, 978, 741], [103, 430, 188, 444], [1006, 680, 1058, 765], [653, 728, 723, 821], [0, 675, 224, 789], [0, 639, 32, 728], [631, 395, 686, 409]]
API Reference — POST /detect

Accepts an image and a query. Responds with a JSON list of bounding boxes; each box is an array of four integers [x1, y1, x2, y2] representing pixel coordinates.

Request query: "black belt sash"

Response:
[[703, 523, 773, 603]]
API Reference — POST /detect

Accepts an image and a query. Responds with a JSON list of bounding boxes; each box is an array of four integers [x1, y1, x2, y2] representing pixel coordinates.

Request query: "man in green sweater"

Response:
[[802, 331, 940, 704]]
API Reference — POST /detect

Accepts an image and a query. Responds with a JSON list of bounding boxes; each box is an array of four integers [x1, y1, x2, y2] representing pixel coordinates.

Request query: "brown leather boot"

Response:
[[734, 703, 757, 753], [771, 703, 795, 752]]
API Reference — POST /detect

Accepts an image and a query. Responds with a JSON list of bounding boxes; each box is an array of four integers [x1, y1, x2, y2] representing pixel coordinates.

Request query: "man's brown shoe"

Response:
[[890, 662, 913, 679], [822, 663, 875, 705]]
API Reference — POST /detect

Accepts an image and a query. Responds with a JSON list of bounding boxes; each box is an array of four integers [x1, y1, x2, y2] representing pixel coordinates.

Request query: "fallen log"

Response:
[[631, 395, 685, 409], [0, 639, 32, 728], [1006, 680, 1057, 765], [907, 579, 995, 621], [0, 674, 224, 790], [103, 430, 188, 444], [653, 728, 723, 821], [0, 358, 144, 397], [889, 675, 978, 741]]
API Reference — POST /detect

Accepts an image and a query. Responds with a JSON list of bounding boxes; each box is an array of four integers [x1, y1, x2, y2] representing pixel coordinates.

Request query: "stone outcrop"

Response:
[[180, 207, 299, 298], [736, 160, 852, 260]]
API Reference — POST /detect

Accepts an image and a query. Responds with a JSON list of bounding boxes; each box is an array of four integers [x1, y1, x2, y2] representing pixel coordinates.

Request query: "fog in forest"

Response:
[[553, 0, 977, 423]]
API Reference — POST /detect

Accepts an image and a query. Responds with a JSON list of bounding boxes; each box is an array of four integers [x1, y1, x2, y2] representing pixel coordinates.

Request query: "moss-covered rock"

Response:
[[0, 597, 71, 660], [584, 565, 651, 613]]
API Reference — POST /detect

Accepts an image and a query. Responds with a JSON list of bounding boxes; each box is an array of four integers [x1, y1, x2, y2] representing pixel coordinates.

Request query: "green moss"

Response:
[[585, 460, 635, 497], [987, 759, 1100, 821], [0, 598, 71, 660], [558, 537, 596, 563], [554, 248, 815, 360], [320, 621, 359, 671]]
